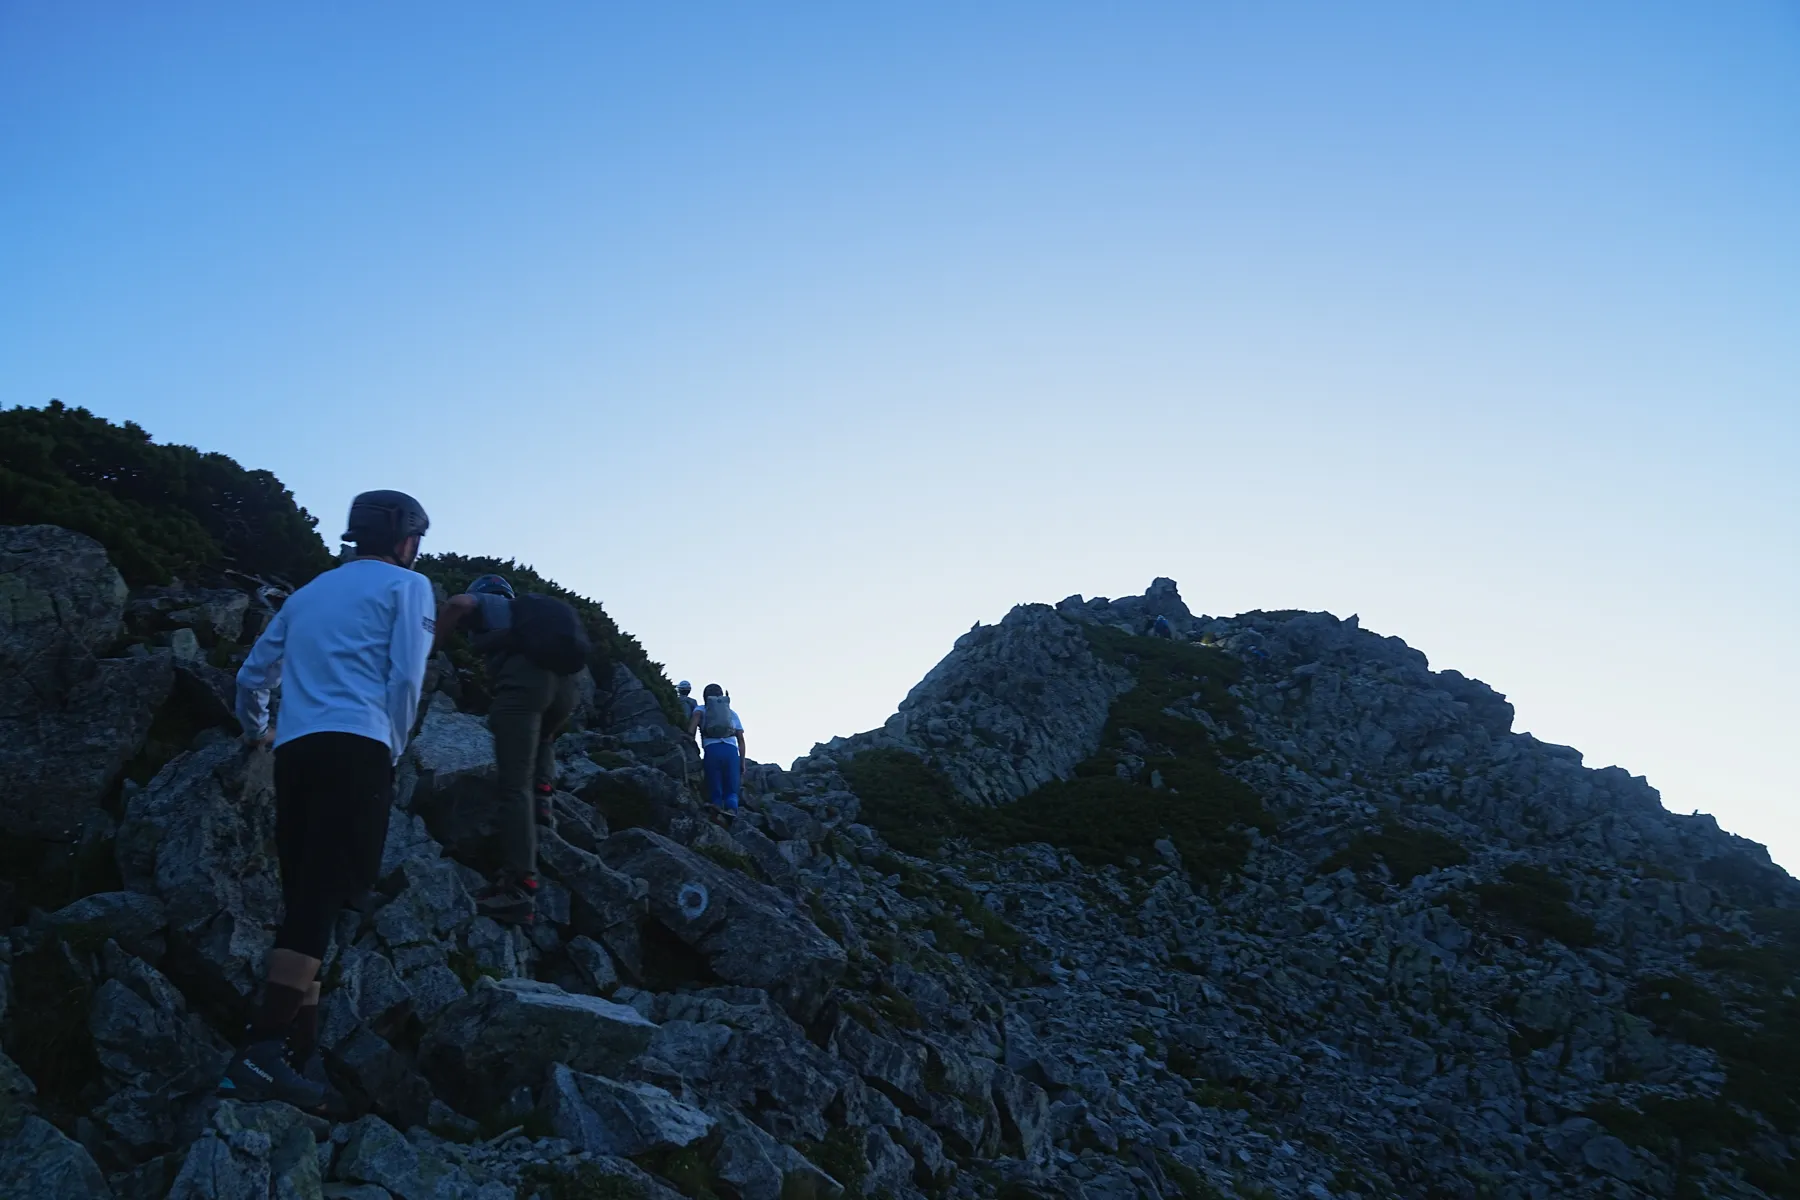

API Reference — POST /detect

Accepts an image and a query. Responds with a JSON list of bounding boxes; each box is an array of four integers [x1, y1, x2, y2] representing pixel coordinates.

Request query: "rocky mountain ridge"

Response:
[[3, 516, 1798, 1200]]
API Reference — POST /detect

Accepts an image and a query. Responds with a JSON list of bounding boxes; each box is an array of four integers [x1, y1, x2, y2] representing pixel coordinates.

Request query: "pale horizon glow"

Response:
[[3, 5, 1796, 865]]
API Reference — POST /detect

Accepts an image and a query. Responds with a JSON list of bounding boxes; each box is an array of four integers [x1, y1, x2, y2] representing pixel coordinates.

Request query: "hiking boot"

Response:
[[476, 875, 537, 926], [534, 784, 556, 829], [298, 1050, 353, 1118], [218, 1038, 327, 1110]]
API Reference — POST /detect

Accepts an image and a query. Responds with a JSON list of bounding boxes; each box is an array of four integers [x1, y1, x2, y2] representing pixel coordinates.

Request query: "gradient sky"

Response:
[[4, 5, 1796, 864]]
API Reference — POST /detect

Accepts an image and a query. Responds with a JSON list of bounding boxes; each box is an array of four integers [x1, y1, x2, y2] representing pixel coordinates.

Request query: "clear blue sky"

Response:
[[5, 5, 1796, 863]]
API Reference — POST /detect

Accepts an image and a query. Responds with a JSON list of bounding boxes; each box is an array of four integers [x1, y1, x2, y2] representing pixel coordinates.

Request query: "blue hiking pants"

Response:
[[703, 742, 741, 811]]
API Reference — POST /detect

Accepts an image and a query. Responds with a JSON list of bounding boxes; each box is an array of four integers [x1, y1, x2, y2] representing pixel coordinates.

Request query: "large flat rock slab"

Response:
[[417, 978, 657, 1114]]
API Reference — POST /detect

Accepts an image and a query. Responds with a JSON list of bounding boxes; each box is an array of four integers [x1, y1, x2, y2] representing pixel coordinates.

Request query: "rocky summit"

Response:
[[3, 508, 1799, 1200]]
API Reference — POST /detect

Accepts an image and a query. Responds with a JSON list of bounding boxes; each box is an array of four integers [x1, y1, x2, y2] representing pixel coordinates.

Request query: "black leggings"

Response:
[[273, 732, 394, 958]]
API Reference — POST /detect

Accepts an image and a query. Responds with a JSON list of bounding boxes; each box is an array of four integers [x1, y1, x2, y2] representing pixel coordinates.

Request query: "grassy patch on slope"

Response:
[[841, 750, 975, 860], [795, 1128, 867, 1195], [1319, 824, 1468, 886], [1626, 912, 1800, 1160], [516, 1162, 648, 1200], [1613, 956, 1800, 1197], [1473, 864, 1594, 946]]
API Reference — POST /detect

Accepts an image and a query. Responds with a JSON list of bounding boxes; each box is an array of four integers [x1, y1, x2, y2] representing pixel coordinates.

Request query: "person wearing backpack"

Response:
[[1149, 614, 1174, 640], [436, 573, 589, 924], [223, 489, 435, 1111], [676, 680, 699, 725], [688, 683, 746, 815]]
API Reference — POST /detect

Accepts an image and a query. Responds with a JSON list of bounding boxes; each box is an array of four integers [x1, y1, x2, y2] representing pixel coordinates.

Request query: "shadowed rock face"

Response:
[[0, 1115, 114, 1198]]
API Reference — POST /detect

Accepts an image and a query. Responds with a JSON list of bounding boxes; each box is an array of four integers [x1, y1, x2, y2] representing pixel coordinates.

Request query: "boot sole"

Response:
[[217, 1070, 326, 1111]]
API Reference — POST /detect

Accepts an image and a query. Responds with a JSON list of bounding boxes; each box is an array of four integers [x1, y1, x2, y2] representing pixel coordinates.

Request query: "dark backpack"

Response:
[[508, 594, 590, 675]]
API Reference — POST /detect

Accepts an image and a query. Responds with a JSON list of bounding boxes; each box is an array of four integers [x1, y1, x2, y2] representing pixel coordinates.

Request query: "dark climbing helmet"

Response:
[[468, 574, 514, 599], [344, 490, 430, 545], [677, 681, 692, 693]]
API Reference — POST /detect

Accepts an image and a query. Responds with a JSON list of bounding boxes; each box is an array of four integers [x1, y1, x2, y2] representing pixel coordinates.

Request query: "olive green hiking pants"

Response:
[[489, 654, 580, 880]]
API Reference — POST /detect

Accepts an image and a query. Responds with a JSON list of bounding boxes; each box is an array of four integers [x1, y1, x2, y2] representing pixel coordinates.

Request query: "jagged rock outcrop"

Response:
[[709, 1107, 845, 1199], [88, 941, 232, 1156], [602, 663, 694, 780], [0, 1115, 114, 1198], [812, 601, 1135, 806], [0, 1050, 34, 1135], [595, 828, 847, 1022], [0, 525, 175, 841], [545, 1063, 716, 1156], [166, 1100, 327, 1199], [760, 580, 1800, 1199], [42, 891, 169, 964], [1, 525, 132, 701], [116, 736, 283, 1009], [537, 827, 649, 976], [409, 694, 507, 866], [126, 583, 252, 647], [417, 979, 657, 1114], [1058, 574, 1194, 634]]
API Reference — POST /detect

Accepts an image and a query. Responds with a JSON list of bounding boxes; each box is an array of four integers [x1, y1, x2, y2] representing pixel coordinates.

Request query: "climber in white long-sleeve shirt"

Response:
[[222, 489, 435, 1111]]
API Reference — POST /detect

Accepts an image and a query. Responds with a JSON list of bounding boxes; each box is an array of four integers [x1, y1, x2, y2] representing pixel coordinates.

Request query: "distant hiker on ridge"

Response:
[[435, 572, 589, 926], [1149, 613, 1174, 640], [671, 680, 704, 789], [224, 489, 435, 1111], [688, 683, 746, 815]]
